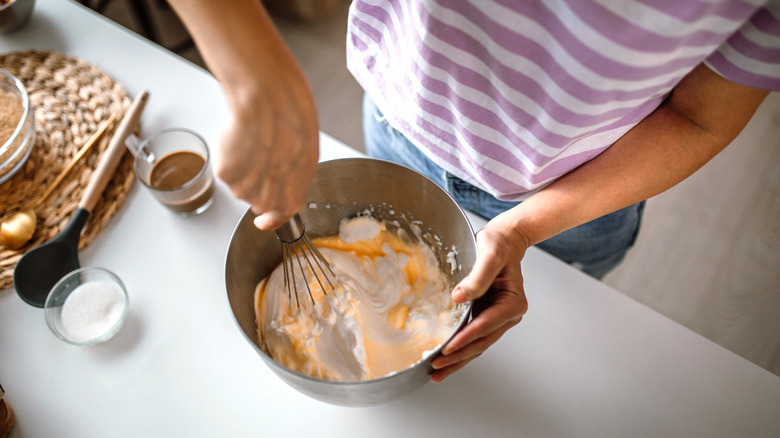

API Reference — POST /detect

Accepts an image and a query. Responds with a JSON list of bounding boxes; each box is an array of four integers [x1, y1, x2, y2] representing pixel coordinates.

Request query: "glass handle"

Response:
[[124, 133, 154, 162]]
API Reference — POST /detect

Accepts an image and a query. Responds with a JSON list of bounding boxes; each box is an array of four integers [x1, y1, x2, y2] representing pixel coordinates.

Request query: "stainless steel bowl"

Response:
[[0, 0, 35, 33], [225, 158, 477, 406]]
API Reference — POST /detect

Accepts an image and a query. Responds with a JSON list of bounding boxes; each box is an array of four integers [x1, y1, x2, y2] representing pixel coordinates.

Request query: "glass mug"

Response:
[[125, 128, 215, 216]]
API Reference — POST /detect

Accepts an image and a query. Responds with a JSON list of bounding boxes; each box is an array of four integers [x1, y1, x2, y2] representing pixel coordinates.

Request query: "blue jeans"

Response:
[[362, 94, 644, 279]]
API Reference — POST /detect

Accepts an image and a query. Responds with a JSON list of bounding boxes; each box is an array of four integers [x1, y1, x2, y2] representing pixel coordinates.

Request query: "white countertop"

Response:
[[1, 1, 778, 437]]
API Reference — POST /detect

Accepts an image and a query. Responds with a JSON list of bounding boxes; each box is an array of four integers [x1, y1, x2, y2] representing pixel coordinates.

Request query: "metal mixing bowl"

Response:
[[225, 158, 477, 406]]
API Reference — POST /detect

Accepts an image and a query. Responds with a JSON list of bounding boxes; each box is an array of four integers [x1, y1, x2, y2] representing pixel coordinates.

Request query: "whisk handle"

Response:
[[275, 213, 305, 243]]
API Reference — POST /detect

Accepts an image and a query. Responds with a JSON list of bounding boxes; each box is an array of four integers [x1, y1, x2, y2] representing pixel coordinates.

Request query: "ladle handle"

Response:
[[78, 90, 149, 213]]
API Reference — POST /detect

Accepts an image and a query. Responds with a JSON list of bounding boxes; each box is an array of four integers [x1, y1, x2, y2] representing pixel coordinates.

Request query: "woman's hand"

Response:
[[167, 0, 319, 231], [431, 216, 530, 383], [215, 82, 319, 231]]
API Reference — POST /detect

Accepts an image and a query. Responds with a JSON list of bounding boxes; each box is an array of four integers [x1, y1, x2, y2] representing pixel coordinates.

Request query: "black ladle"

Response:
[[13, 91, 149, 307]]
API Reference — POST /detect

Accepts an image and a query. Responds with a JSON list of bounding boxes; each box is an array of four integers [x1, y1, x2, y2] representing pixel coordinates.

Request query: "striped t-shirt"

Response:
[[346, 0, 780, 201]]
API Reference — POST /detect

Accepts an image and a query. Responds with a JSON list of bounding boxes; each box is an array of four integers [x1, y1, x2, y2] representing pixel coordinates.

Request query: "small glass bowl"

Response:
[[44, 267, 129, 346], [0, 67, 34, 184]]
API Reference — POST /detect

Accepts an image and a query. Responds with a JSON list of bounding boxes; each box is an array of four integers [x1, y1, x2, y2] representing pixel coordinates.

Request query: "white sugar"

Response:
[[60, 281, 125, 343]]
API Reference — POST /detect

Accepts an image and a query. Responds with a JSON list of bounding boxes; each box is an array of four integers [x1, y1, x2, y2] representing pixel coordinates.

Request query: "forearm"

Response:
[[165, 0, 319, 227], [166, 0, 316, 125], [498, 64, 769, 247]]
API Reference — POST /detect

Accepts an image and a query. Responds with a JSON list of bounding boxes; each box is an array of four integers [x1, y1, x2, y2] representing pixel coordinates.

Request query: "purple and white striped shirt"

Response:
[[346, 0, 780, 201]]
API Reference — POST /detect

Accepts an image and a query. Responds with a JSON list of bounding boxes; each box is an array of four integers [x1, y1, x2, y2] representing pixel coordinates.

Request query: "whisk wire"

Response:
[[281, 243, 301, 312], [301, 233, 340, 292], [291, 239, 319, 308], [276, 214, 341, 317]]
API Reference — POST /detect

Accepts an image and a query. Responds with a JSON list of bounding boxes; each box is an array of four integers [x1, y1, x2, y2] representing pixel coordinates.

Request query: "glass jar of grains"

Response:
[[0, 67, 34, 184]]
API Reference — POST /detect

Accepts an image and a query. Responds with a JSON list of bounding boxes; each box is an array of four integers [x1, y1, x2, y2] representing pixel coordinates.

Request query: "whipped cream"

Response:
[[255, 216, 459, 381]]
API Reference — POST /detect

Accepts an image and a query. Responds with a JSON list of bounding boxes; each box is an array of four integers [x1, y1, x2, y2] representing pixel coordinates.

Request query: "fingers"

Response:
[[442, 290, 526, 356], [438, 319, 518, 366], [432, 229, 529, 383], [452, 226, 526, 303], [431, 319, 518, 383], [452, 234, 503, 302], [248, 176, 306, 231], [452, 253, 502, 302], [216, 138, 315, 231], [431, 294, 525, 384], [431, 357, 470, 383], [214, 94, 319, 230], [253, 210, 292, 231]]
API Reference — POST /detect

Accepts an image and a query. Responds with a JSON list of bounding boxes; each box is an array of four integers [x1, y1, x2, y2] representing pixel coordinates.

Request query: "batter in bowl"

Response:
[[255, 215, 461, 381]]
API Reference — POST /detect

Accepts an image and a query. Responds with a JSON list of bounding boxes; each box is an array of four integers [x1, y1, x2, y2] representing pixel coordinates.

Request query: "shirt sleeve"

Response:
[[704, 4, 780, 91]]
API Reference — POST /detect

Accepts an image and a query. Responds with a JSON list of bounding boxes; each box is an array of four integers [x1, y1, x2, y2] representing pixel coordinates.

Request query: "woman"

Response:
[[167, 0, 779, 382]]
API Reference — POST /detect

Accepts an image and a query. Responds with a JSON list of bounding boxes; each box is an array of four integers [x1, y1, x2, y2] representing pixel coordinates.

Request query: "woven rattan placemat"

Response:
[[0, 50, 135, 290]]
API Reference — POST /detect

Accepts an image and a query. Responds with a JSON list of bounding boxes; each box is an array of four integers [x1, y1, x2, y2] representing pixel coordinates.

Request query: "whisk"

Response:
[[275, 213, 340, 315]]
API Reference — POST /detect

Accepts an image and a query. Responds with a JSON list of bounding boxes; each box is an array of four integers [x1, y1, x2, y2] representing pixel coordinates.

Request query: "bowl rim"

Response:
[[44, 266, 130, 346]]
